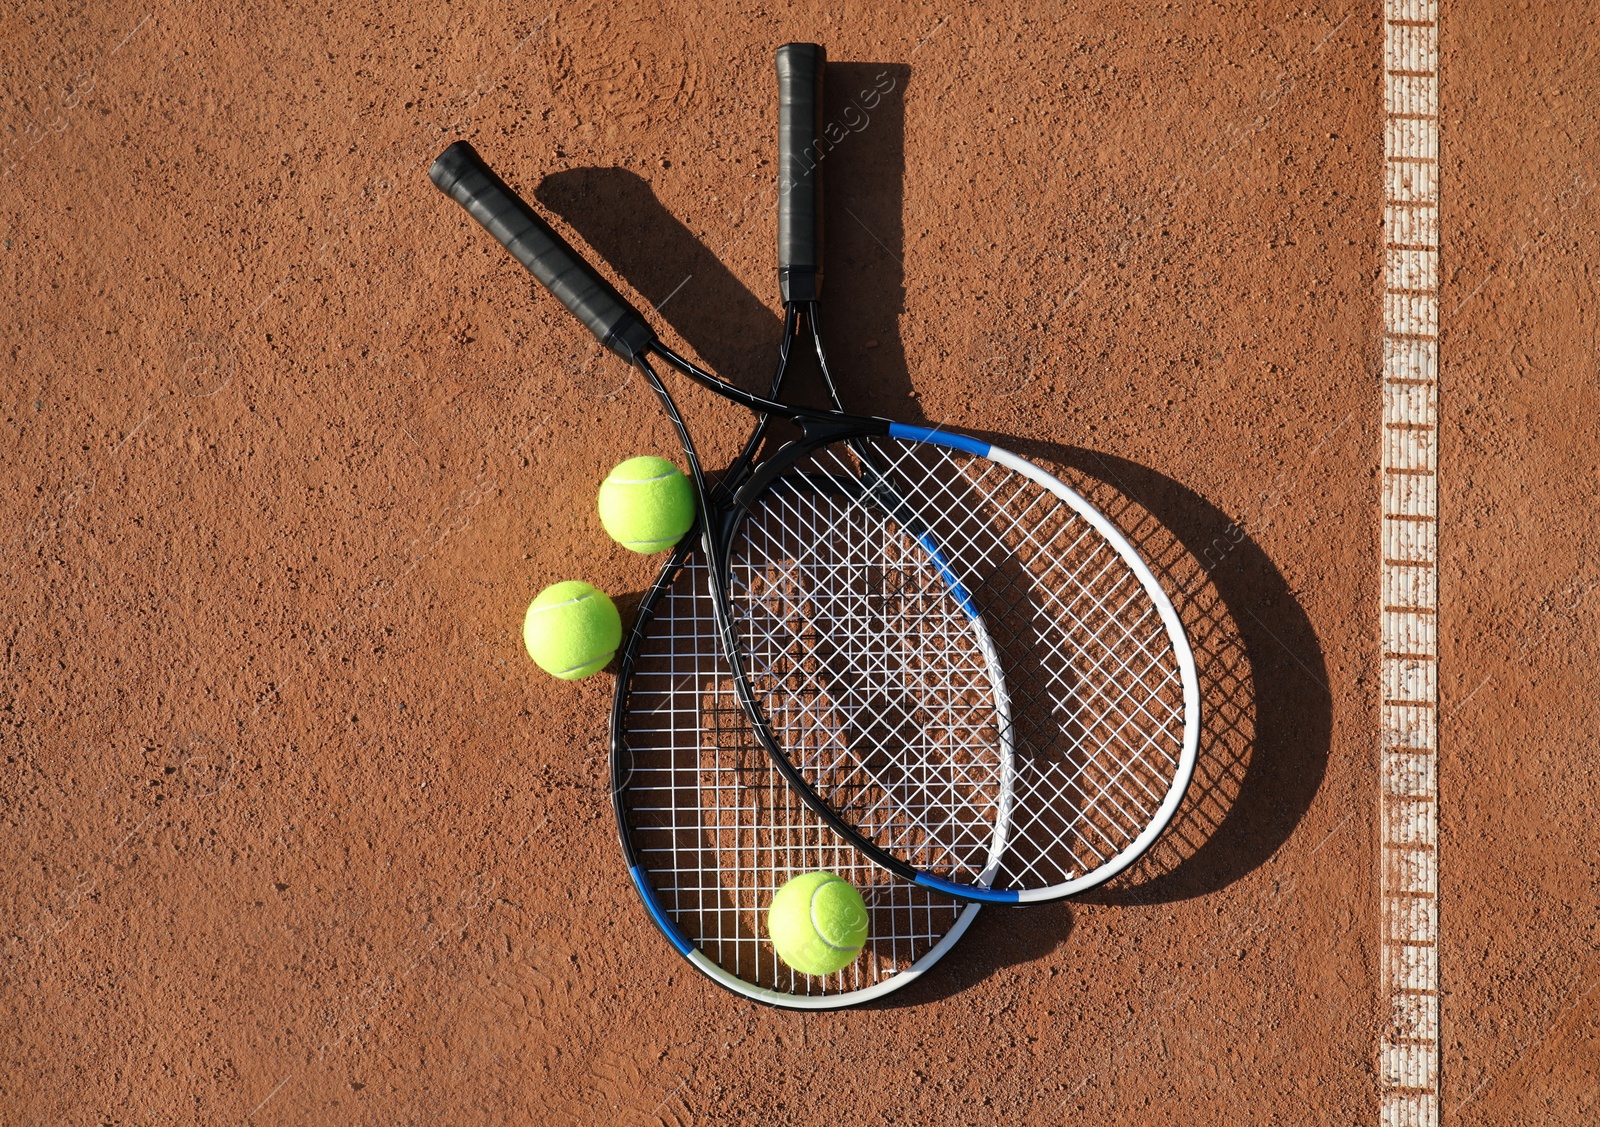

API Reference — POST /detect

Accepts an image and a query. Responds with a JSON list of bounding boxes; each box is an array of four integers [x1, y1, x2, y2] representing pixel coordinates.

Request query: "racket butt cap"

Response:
[[428, 139, 475, 195]]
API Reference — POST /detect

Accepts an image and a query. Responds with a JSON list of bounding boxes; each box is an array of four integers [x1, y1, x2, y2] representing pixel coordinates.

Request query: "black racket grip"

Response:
[[429, 141, 656, 362], [776, 43, 825, 303]]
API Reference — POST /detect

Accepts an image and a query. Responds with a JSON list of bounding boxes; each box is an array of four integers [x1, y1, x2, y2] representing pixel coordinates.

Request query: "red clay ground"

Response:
[[1441, 3, 1600, 1122], [0, 2, 1590, 1124]]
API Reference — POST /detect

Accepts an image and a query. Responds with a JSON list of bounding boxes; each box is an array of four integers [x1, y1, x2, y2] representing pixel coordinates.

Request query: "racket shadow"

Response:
[[536, 167, 780, 401], [861, 898, 1076, 1009], [820, 62, 919, 423], [965, 435, 1332, 905]]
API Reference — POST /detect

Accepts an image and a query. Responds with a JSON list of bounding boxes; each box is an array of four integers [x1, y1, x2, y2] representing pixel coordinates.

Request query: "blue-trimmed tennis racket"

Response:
[[607, 44, 979, 1007], [430, 73, 1199, 905]]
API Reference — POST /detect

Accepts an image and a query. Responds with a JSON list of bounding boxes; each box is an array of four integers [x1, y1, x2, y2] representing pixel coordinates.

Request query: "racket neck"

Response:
[[647, 338, 875, 433], [725, 304, 804, 480], [803, 302, 844, 413]]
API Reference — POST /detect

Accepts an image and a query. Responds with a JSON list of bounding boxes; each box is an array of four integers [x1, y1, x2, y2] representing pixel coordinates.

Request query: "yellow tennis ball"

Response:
[[522, 580, 622, 680], [597, 456, 695, 553], [767, 870, 869, 976]]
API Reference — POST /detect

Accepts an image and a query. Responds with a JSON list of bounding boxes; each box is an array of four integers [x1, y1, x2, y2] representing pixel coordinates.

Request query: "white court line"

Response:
[[1379, 2, 1440, 1125]]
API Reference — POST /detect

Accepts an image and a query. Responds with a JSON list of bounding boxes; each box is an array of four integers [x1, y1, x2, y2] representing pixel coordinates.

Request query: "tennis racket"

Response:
[[607, 44, 978, 1006], [429, 89, 1200, 906]]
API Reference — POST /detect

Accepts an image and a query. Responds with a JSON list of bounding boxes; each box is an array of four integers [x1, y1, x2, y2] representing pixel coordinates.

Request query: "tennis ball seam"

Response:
[[621, 537, 679, 550], [809, 877, 864, 954], [607, 469, 680, 484], [525, 593, 594, 615]]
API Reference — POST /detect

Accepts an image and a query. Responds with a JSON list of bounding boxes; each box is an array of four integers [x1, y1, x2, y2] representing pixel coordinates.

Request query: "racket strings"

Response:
[[731, 481, 1007, 878], [729, 437, 1190, 891], [617, 549, 966, 997], [895, 459, 1188, 889]]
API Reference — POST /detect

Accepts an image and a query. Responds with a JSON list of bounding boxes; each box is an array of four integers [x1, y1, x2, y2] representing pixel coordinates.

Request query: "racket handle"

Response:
[[429, 141, 656, 362], [776, 43, 824, 303]]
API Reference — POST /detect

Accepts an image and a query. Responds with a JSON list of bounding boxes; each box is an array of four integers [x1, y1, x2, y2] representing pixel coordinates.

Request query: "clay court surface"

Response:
[[3, 2, 1596, 1123]]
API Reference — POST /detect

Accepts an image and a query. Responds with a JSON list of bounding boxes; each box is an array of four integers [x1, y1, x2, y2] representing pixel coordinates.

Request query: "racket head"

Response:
[[611, 537, 979, 1007], [718, 425, 1202, 904]]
